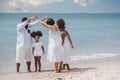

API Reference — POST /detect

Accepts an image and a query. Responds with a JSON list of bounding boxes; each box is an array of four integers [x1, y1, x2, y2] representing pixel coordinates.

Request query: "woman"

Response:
[[37, 16, 64, 73]]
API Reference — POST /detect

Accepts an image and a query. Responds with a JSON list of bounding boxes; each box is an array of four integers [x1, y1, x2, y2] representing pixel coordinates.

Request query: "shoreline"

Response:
[[0, 60, 120, 80]]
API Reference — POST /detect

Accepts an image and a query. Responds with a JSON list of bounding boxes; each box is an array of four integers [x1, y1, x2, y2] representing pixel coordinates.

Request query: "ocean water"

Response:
[[0, 13, 120, 75]]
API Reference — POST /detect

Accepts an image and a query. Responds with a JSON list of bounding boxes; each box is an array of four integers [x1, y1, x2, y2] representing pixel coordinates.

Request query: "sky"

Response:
[[0, 0, 120, 13]]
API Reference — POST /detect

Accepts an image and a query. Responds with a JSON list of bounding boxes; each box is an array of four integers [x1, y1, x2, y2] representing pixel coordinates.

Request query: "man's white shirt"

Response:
[[16, 20, 39, 48]]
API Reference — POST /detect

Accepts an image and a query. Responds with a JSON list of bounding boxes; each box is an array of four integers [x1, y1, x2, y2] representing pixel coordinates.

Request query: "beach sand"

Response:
[[0, 60, 120, 80]]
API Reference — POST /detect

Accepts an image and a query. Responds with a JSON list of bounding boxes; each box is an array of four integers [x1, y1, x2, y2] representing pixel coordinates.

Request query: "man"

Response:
[[16, 16, 39, 72]]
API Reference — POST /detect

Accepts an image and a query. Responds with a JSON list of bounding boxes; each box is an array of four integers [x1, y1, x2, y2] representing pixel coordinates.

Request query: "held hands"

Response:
[[29, 15, 38, 21], [30, 16, 36, 20], [41, 14, 49, 21], [34, 15, 39, 19], [29, 14, 48, 22]]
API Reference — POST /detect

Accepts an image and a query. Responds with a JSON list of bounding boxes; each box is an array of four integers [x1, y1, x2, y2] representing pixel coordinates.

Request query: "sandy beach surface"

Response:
[[0, 60, 120, 80]]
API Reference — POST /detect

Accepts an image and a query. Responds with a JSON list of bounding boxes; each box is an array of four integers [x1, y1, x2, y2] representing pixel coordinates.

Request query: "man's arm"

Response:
[[17, 16, 36, 30], [28, 15, 48, 28], [17, 20, 29, 31], [28, 20, 39, 28]]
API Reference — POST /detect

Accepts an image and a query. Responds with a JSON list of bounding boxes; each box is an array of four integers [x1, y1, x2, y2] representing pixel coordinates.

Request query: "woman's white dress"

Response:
[[47, 30, 64, 62], [63, 36, 71, 64]]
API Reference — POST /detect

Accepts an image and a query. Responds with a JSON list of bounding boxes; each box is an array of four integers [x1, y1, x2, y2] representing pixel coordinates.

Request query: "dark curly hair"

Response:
[[57, 19, 65, 30], [46, 18, 55, 26], [22, 17, 28, 22], [31, 31, 43, 38]]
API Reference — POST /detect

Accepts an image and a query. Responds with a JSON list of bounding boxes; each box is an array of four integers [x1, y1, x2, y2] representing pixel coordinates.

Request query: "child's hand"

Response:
[[71, 45, 74, 48]]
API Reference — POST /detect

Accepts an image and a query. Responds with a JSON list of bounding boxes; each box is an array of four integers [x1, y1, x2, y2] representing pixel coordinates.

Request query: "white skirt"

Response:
[[16, 47, 32, 63], [47, 42, 64, 63], [47, 31, 64, 62]]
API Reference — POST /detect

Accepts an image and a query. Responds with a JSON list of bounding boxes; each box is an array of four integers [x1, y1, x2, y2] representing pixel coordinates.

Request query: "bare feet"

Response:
[[16, 71, 19, 73], [38, 70, 41, 72], [28, 70, 32, 73], [55, 70, 60, 73]]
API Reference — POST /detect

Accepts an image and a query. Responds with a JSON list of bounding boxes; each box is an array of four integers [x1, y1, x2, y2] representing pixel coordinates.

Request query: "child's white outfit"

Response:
[[47, 30, 64, 62], [63, 36, 71, 64], [33, 42, 43, 56]]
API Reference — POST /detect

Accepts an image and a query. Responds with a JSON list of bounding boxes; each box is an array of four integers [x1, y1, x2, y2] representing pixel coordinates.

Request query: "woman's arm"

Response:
[[41, 46, 45, 54], [38, 19, 58, 31]]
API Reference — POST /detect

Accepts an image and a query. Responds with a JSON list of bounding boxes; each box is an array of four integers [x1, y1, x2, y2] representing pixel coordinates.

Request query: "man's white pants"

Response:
[[16, 47, 31, 63]]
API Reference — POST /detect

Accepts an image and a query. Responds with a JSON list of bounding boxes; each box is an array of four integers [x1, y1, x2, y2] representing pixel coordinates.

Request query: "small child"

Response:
[[57, 19, 74, 71], [31, 31, 45, 72]]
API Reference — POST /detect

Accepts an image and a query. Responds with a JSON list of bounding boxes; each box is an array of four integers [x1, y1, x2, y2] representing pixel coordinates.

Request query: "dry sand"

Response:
[[0, 60, 120, 80]]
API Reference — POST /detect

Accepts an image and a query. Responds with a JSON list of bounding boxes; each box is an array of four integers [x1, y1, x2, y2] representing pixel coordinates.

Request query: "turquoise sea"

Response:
[[0, 13, 120, 75]]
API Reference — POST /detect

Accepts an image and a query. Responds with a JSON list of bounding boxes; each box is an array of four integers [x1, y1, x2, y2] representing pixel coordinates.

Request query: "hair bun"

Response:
[[31, 31, 43, 38], [36, 31, 43, 37]]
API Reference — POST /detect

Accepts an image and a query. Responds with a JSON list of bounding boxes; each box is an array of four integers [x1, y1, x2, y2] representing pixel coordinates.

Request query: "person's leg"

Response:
[[26, 61, 31, 72], [34, 56, 38, 72], [38, 56, 41, 72], [62, 64, 65, 70], [54, 62, 59, 73], [59, 61, 63, 72], [16, 63, 20, 72], [16, 47, 22, 73], [25, 48, 32, 72], [66, 64, 70, 70]]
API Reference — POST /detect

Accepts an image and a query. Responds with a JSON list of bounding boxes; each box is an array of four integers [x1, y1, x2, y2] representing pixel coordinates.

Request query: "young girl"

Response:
[[31, 31, 45, 72], [57, 19, 74, 70]]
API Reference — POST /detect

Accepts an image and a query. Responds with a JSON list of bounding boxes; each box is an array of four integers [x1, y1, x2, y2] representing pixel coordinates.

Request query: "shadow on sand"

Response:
[[18, 67, 96, 74]]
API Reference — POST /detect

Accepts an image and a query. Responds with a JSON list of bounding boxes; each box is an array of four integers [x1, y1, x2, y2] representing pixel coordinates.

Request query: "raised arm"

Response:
[[17, 16, 36, 31], [28, 20, 39, 28], [17, 19, 29, 31], [28, 15, 47, 28], [38, 19, 58, 31]]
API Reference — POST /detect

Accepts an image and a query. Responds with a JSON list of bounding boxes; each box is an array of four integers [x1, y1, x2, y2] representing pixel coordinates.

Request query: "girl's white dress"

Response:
[[33, 42, 43, 56], [47, 30, 64, 62], [63, 36, 71, 64]]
